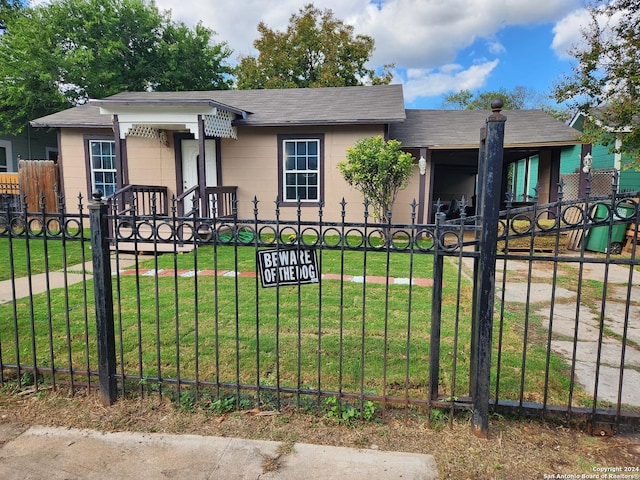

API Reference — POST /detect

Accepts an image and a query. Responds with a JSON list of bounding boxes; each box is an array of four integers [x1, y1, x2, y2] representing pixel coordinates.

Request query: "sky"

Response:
[[144, 0, 593, 109], [33, 0, 594, 109]]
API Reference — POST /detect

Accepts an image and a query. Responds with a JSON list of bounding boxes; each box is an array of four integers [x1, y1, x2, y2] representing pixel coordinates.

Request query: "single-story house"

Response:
[[30, 84, 581, 224]]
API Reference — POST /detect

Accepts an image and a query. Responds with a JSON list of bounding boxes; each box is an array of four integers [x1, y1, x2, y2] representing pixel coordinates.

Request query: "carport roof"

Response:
[[391, 109, 581, 149]]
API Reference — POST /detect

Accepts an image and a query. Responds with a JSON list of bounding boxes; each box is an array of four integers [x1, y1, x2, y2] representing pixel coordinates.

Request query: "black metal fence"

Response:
[[2, 114, 639, 436], [1, 179, 639, 434]]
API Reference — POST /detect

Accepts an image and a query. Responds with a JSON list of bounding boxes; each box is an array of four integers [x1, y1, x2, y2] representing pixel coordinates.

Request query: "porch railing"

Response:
[[204, 186, 237, 219], [107, 184, 168, 216], [175, 186, 238, 218]]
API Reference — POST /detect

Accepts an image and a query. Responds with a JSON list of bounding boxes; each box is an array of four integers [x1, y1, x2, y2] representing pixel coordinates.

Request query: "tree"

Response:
[[235, 3, 393, 89], [555, 0, 640, 166], [0, 0, 233, 134], [441, 86, 540, 110], [338, 136, 414, 225], [0, 0, 23, 32]]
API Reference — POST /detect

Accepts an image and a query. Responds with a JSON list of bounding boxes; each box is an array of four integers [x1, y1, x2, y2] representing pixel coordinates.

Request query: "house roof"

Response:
[[30, 84, 407, 129], [569, 109, 639, 133], [391, 109, 581, 149]]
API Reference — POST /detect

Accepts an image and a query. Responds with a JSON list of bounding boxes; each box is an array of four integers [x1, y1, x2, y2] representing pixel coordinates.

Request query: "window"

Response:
[[89, 140, 117, 197], [0, 146, 7, 172], [0, 140, 11, 172], [279, 135, 323, 203]]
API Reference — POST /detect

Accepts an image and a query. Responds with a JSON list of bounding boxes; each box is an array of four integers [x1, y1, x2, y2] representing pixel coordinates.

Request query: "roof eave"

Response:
[[234, 118, 405, 127], [407, 140, 581, 150], [30, 120, 110, 129], [90, 98, 251, 118]]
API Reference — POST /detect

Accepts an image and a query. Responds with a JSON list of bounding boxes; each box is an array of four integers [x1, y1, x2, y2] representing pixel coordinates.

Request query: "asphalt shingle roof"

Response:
[[31, 84, 407, 128], [390, 109, 580, 148]]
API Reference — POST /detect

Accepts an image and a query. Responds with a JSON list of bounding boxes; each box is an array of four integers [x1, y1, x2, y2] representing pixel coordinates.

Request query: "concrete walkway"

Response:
[[489, 258, 640, 407], [0, 255, 138, 305], [0, 424, 438, 480]]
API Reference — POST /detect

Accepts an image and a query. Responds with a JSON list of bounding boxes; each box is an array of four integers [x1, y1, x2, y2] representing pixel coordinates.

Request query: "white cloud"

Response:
[[552, 6, 627, 61], [401, 59, 500, 103], [31, 0, 581, 102], [551, 8, 591, 60], [151, 0, 580, 68], [487, 40, 506, 55]]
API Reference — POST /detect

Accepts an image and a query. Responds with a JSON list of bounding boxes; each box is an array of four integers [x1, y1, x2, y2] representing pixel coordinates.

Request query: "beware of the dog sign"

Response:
[[257, 248, 319, 288]]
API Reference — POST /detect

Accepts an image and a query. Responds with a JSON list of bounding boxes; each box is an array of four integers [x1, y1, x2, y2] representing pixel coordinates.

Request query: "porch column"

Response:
[[112, 115, 128, 189], [197, 115, 207, 216], [418, 148, 432, 224], [579, 144, 592, 198]]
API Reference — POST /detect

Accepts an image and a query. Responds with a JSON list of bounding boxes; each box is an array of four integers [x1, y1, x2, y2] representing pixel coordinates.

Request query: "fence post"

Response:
[[471, 100, 506, 438], [429, 209, 445, 402], [89, 191, 117, 406]]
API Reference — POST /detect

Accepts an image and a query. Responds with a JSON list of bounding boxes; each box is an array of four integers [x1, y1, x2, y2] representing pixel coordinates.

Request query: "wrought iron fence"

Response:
[[2, 106, 640, 435], [1, 178, 639, 434]]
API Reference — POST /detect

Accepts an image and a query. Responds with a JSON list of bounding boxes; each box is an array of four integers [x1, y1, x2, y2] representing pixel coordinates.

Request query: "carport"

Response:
[[390, 109, 581, 223]]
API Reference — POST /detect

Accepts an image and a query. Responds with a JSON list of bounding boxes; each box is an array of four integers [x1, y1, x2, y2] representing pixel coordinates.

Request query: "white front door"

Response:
[[181, 139, 217, 210]]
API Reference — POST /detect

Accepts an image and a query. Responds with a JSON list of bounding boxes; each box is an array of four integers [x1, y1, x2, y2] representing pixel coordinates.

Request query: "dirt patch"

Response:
[[0, 390, 638, 479]]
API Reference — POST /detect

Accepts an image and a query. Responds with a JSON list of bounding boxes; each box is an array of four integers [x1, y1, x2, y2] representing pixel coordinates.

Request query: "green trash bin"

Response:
[[585, 202, 634, 254]]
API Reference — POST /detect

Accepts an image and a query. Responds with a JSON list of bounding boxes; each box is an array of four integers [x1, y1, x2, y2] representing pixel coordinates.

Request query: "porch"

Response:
[[106, 184, 238, 252]]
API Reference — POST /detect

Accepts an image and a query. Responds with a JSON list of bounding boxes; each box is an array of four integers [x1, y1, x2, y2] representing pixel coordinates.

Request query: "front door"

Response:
[[181, 139, 217, 210]]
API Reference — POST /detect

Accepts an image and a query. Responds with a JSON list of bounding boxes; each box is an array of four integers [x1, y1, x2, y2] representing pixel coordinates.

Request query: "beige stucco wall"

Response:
[[59, 128, 107, 212], [59, 124, 424, 224], [221, 125, 421, 224], [60, 129, 179, 213], [537, 149, 553, 204], [125, 136, 177, 194]]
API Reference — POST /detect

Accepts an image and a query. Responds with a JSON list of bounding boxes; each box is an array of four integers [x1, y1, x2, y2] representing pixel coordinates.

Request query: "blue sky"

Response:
[[400, 22, 574, 108], [38, 0, 593, 109]]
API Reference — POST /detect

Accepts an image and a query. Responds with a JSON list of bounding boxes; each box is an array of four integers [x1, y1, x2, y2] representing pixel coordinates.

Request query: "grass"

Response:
[[0, 230, 90, 281], [0, 237, 599, 412]]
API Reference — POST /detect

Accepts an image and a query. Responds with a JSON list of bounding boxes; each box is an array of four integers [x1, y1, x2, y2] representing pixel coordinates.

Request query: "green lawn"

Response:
[[0, 239, 596, 410], [0, 233, 89, 281]]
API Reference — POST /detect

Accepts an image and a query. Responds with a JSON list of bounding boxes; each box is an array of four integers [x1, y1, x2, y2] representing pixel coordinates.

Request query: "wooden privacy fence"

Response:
[[18, 159, 59, 214]]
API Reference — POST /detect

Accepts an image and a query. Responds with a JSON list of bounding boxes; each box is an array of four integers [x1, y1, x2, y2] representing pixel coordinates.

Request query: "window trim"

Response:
[[277, 134, 324, 206], [84, 135, 118, 198]]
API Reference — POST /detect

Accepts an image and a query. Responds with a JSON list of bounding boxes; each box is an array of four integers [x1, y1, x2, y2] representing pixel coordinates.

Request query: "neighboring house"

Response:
[[559, 111, 640, 198], [30, 85, 580, 224], [0, 127, 58, 173]]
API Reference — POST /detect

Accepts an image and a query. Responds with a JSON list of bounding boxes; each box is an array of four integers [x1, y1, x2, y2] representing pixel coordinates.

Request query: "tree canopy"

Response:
[[441, 86, 541, 110], [338, 136, 413, 224], [0, 0, 233, 133], [0, 0, 23, 32], [555, 0, 640, 166], [235, 3, 392, 89]]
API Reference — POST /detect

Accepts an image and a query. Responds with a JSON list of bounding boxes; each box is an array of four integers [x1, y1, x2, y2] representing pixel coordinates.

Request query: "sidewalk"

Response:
[[0, 255, 138, 305], [0, 424, 438, 480]]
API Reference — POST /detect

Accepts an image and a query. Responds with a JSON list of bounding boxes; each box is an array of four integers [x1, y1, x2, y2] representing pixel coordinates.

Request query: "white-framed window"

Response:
[[89, 140, 117, 197], [280, 136, 322, 202]]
